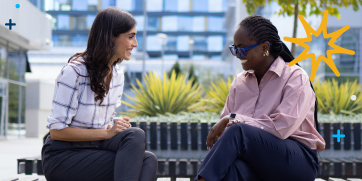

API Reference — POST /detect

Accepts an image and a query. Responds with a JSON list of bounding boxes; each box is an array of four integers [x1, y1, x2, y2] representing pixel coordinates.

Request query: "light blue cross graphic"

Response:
[[332, 129, 345, 143]]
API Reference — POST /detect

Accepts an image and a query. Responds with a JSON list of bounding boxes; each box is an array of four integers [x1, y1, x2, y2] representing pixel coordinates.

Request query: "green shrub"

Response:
[[313, 79, 362, 115], [202, 76, 233, 113], [121, 71, 206, 117]]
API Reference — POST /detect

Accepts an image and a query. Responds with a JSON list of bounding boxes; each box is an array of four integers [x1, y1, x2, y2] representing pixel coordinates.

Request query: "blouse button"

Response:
[[261, 126, 264, 129]]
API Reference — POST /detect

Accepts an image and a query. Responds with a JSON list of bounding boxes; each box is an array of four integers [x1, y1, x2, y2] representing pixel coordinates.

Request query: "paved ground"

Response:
[[0, 136, 45, 181]]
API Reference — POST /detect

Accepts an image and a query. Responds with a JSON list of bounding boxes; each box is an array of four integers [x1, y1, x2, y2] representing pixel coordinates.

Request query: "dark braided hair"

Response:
[[239, 15, 320, 133]]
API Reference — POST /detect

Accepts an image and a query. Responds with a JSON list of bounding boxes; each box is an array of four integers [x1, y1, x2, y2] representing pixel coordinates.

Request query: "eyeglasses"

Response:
[[229, 42, 271, 57]]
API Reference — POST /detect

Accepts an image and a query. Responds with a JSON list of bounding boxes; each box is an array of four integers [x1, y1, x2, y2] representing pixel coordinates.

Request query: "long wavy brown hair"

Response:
[[68, 7, 136, 105]]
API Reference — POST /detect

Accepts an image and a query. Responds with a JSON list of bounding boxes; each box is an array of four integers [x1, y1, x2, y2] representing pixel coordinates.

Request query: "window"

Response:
[[208, 0, 223, 12], [208, 16, 224, 32], [57, 14, 70, 30], [147, 35, 161, 51], [165, 36, 177, 51], [58, 0, 71, 11], [102, 0, 115, 9], [72, 35, 88, 47], [193, 16, 205, 31], [178, 16, 192, 31], [86, 15, 96, 30], [72, 0, 87, 10], [147, 0, 163, 11], [164, 0, 177, 11], [177, 36, 190, 51], [162, 16, 177, 31], [193, 36, 207, 51], [52, 34, 72, 47], [88, 0, 98, 10], [133, 0, 143, 11], [70, 15, 87, 30], [178, 0, 189, 12], [134, 16, 144, 31], [207, 36, 223, 51], [116, 0, 132, 11], [193, 0, 208, 12], [148, 17, 159, 31], [136, 35, 143, 51]]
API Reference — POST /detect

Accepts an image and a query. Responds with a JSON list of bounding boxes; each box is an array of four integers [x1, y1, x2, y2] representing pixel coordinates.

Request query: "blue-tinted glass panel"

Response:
[[193, 16, 205, 31], [147, 0, 162, 11], [72, 35, 88, 47], [136, 35, 143, 51], [193, 0, 208, 12], [162, 16, 178, 31], [58, 0, 71, 11], [147, 35, 161, 51], [207, 36, 223, 51], [52, 34, 72, 47], [177, 36, 189, 51], [193, 36, 207, 51], [148, 17, 159, 31], [72, 0, 87, 10], [178, 0, 189, 11], [133, 0, 143, 11], [86, 15, 96, 30], [116, 0, 132, 11], [208, 0, 223, 12], [88, 0, 98, 10], [134, 16, 144, 31], [223, 0, 228, 11], [58, 14, 70, 30], [208, 16, 224, 31], [164, 0, 177, 11], [178, 16, 192, 31], [165, 36, 177, 51], [70, 15, 87, 30], [102, 0, 115, 9]]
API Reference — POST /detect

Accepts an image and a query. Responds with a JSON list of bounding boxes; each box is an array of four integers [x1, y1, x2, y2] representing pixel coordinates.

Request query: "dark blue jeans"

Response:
[[195, 123, 319, 181], [42, 127, 157, 181]]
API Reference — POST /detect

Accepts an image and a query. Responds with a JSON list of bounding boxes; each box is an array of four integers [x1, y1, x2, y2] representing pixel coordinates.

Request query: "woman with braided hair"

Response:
[[195, 15, 325, 181]]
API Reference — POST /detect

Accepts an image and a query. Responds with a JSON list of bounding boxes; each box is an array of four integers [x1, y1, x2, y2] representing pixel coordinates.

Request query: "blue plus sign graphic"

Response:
[[332, 129, 345, 143], [5, 19, 16, 30]]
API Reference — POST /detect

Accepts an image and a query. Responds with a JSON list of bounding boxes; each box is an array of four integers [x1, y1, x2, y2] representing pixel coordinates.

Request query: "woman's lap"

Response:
[[197, 123, 318, 181]]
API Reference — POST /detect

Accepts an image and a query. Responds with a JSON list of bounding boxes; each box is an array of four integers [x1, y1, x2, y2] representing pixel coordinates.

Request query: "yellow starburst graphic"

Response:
[[283, 10, 355, 81]]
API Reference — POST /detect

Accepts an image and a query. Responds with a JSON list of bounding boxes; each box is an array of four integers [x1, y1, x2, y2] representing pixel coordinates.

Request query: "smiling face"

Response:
[[233, 25, 267, 71], [111, 26, 138, 62]]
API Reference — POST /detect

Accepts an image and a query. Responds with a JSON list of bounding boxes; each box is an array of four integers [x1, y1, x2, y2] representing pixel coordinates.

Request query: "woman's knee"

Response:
[[144, 151, 158, 167]]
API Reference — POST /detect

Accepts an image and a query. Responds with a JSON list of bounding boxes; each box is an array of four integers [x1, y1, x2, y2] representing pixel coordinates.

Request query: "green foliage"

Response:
[[187, 64, 199, 86], [203, 76, 233, 114], [167, 61, 182, 79], [121, 71, 206, 117], [313, 79, 362, 115]]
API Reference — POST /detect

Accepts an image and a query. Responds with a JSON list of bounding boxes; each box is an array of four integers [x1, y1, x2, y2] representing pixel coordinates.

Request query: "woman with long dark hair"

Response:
[[195, 15, 325, 181], [41, 7, 157, 181]]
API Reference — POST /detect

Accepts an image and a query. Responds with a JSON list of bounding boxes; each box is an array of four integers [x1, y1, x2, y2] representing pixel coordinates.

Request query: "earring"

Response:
[[263, 52, 266, 56], [266, 50, 269, 56]]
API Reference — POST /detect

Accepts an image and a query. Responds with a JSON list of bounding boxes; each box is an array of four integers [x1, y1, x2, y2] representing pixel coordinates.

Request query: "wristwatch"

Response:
[[229, 113, 236, 120]]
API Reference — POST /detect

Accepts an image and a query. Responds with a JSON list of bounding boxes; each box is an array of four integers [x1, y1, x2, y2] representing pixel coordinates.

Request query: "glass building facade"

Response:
[[43, 0, 228, 60], [0, 41, 30, 137]]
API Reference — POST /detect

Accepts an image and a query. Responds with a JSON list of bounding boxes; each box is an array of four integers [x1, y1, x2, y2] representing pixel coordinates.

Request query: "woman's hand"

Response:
[[106, 117, 132, 139], [206, 115, 229, 149]]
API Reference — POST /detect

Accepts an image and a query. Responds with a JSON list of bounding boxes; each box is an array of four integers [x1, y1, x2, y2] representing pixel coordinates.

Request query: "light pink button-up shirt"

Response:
[[221, 56, 325, 152]]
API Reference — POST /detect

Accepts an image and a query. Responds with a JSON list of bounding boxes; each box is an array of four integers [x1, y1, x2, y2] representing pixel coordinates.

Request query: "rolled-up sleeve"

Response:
[[237, 72, 315, 140], [47, 65, 80, 130]]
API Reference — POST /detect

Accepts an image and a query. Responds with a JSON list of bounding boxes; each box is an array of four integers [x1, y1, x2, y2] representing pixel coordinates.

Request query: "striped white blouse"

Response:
[[46, 58, 124, 130]]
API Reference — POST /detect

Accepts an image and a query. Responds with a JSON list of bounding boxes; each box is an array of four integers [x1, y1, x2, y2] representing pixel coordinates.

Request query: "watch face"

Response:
[[230, 113, 236, 119]]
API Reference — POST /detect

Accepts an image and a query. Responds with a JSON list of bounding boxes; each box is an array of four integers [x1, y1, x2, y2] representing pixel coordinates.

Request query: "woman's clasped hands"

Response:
[[106, 117, 132, 139]]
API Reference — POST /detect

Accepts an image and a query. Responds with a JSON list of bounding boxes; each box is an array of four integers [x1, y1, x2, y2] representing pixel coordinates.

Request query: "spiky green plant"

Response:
[[202, 76, 234, 113], [313, 79, 362, 115], [121, 71, 206, 117]]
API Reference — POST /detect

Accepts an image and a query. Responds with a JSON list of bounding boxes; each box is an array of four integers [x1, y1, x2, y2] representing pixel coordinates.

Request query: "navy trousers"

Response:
[[42, 127, 157, 181], [195, 123, 319, 181]]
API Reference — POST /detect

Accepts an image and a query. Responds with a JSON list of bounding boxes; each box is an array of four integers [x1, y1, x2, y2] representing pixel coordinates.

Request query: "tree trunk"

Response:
[[291, 1, 299, 57]]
